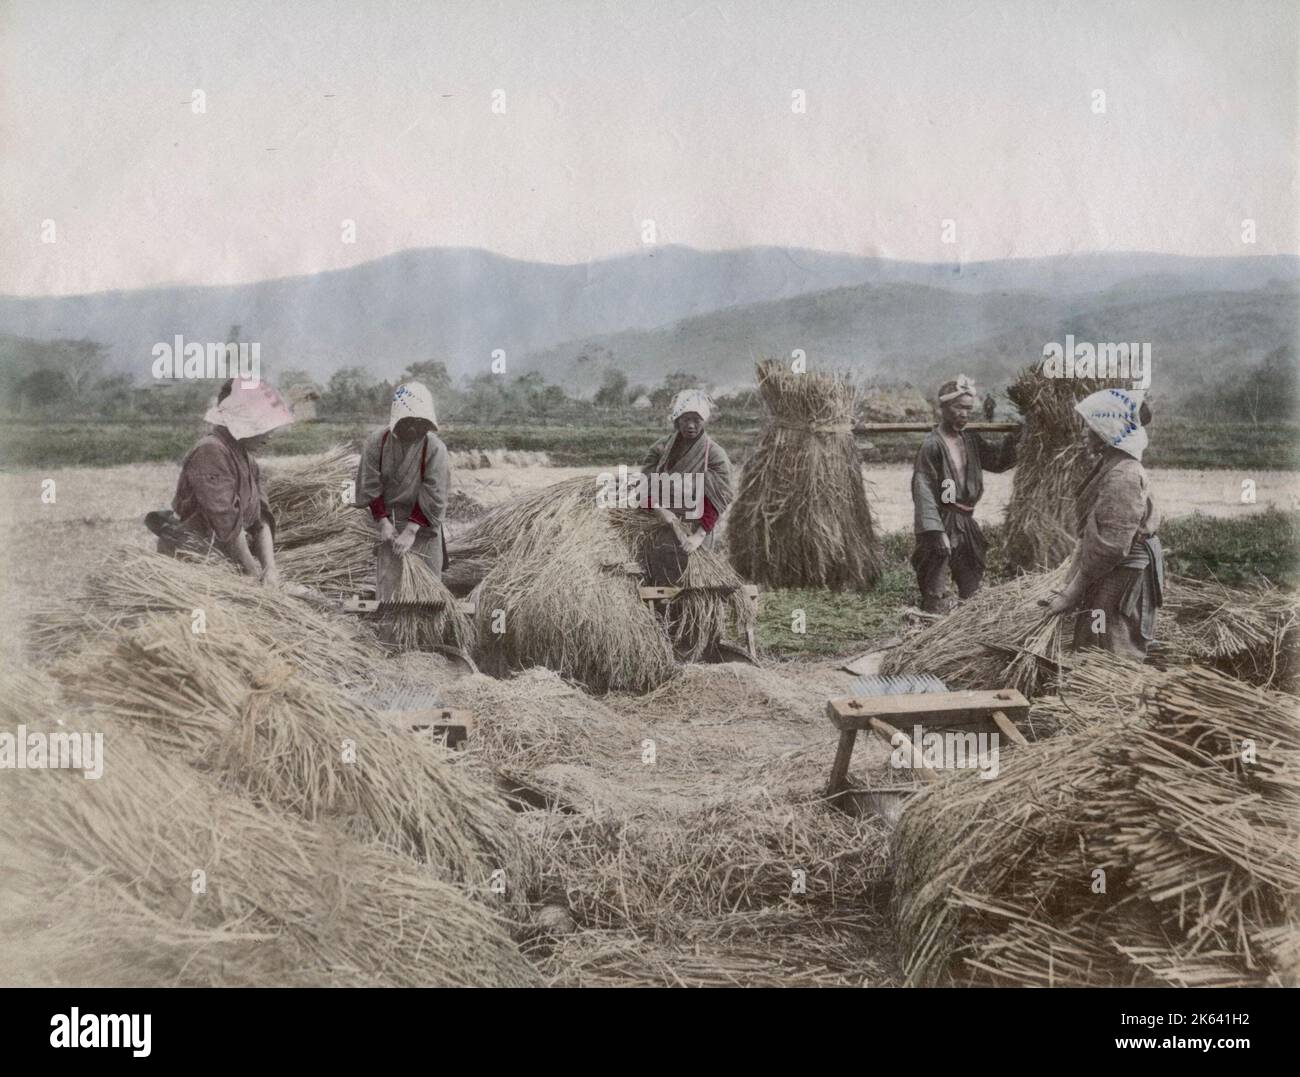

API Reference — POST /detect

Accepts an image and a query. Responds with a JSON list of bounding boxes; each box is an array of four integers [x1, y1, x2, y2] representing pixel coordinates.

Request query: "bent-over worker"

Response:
[[910, 375, 1018, 613], [355, 381, 450, 601], [149, 377, 294, 584], [640, 388, 735, 555], [1043, 388, 1163, 661]]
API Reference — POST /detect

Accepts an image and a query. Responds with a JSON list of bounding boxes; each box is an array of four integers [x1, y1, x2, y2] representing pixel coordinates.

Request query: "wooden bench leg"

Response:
[[826, 729, 857, 797], [991, 709, 1029, 747], [869, 718, 941, 783]]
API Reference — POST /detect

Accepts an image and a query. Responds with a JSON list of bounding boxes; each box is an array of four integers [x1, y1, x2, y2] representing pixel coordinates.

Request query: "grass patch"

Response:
[[0, 421, 371, 469], [757, 532, 914, 657], [5, 418, 1298, 471], [757, 515, 1299, 659], [1162, 508, 1300, 588]]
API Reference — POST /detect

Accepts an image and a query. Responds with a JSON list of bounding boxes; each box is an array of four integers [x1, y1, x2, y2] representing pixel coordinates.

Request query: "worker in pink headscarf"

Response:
[[147, 378, 295, 583]]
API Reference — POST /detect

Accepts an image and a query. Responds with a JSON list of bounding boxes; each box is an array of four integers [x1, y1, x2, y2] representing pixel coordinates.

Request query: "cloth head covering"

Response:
[[937, 375, 977, 404], [389, 381, 439, 431], [668, 388, 712, 426], [204, 379, 294, 440], [1075, 387, 1149, 462]]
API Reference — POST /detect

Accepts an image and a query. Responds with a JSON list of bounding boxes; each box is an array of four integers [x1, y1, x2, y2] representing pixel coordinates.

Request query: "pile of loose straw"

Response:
[[59, 615, 520, 889], [999, 361, 1133, 573], [882, 562, 1299, 696], [31, 545, 383, 688], [891, 654, 1299, 987], [728, 360, 881, 590], [265, 445, 375, 595], [0, 728, 538, 987]]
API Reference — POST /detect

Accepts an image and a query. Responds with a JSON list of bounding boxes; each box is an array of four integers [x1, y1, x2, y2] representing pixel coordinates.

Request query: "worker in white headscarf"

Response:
[[1042, 387, 1163, 661], [148, 378, 295, 583], [355, 381, 451, 600], [639, 388, 734, 555]]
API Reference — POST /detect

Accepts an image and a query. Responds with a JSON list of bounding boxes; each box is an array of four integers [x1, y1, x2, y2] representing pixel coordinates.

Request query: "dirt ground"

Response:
[[2, 451, 1295, 986], [4, 455, 1294, 665]]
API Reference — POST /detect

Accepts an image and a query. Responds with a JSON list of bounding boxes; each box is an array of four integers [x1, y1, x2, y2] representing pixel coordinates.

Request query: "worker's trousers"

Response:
[[911, 529, 984, 613]]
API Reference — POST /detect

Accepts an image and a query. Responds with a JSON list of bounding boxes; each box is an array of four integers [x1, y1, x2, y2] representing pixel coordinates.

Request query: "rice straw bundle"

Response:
[[461, 475, 730, 691], [262, 444, 358, 545], [609, 508, 756, 661], [1161, 576, 1299, 691], [892, 655, 1299, 987], [882, 563, 1299, 697], [60, 617, 521, 889], [0, 735, 538, 987], [59, 613, 517, 884], [474, 530, 675, 693], [880, 564, 1071, 696], [264, 445, 375, 595], [275, 517, 376, 595], [384, 552, 477, 653], [454, 474, 598, 558], [999, 360, 1132, 573], [29, 545, 382, 688], [727, 360, 881, 590]]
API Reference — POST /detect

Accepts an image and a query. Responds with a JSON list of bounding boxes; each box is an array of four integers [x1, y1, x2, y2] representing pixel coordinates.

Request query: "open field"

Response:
[[3, 415, 1299, 471], [4, 452, 1296, 667], [3, 451, 1296, 987]]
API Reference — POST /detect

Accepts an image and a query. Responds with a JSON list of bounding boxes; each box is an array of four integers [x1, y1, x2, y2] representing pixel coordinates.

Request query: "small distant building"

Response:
[[287, 382, 323, 422], [630, 394, 652, 410]]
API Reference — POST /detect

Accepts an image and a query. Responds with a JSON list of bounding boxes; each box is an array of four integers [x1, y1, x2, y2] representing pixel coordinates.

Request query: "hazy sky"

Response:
[[2, 0, 1296, 296]]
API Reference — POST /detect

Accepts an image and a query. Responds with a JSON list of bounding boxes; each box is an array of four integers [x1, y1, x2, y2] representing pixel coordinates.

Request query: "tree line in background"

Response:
[[0, 330, 1294, 426], [0, 335, 762, 424]]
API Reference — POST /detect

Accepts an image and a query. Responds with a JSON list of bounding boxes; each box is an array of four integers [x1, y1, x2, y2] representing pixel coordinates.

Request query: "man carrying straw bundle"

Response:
[[911, 375, 1017, 613], [354, 381, 451, 601], [1041, 388, 1163, 661], [639, 389, 734, 565], [146, 377, 295, 584]]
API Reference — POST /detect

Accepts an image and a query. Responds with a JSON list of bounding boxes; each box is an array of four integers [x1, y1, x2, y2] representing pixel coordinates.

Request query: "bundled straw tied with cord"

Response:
[[998, 359, 1134, 573], [470, 478, 675, 692], [463, 474, 752, 690], [727, 360, 881, 591], [891, 653, 1299, 987]]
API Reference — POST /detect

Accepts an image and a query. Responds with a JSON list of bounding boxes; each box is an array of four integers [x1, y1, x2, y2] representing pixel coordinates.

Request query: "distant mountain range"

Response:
[[1, 247, 1296, 400], [523, 279, 1300, 406]]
